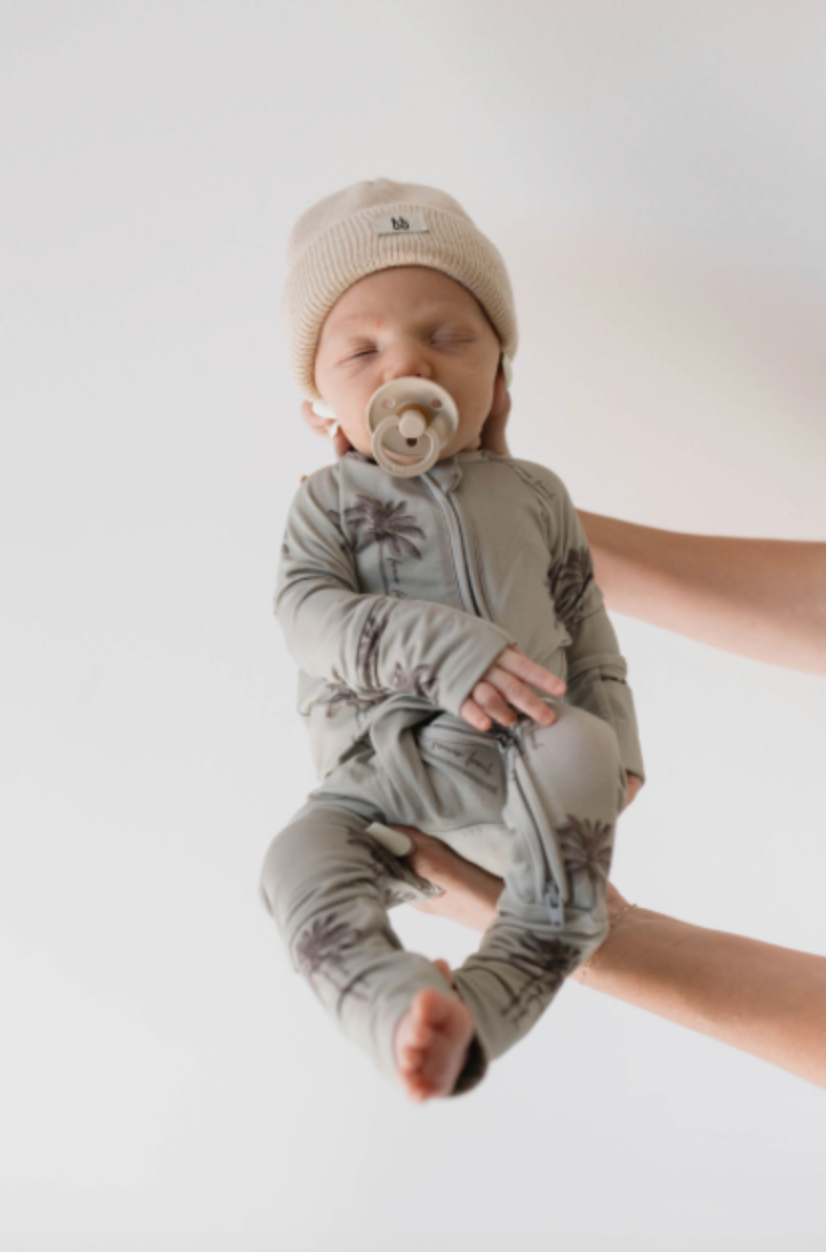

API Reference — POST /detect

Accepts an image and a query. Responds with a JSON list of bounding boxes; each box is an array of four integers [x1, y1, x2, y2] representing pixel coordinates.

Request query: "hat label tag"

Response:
[[373, 212, 430, 236]]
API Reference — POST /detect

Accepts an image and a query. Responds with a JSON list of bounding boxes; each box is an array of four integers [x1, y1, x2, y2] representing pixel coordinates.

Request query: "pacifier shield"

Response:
[[365, 377, 459, 478]]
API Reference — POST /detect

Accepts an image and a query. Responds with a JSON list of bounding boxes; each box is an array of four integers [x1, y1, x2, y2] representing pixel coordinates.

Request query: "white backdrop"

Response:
[[2, 3, 825, 1249]]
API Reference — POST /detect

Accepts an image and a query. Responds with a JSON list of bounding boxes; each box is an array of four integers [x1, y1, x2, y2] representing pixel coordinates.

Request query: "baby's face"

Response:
[[314, 266, 502, 460]]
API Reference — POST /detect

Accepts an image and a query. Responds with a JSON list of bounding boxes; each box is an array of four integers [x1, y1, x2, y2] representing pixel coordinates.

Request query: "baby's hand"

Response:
[[459, 646, 566, 732], [301, 399, 353, 459], [623, 772, 644, 810]]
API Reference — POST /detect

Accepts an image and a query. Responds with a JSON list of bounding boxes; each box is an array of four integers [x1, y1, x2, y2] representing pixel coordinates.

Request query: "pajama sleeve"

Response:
[[275, 469, 517, 719], [538, 466, 646, 784]]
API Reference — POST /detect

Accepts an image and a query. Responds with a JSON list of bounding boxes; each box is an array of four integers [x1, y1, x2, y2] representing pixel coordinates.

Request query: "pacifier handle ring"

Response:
[[372, 414, 440, 478]]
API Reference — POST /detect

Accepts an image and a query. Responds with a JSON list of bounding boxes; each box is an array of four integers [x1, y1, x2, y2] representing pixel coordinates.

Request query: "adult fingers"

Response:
[[480, 376, 512, 457]]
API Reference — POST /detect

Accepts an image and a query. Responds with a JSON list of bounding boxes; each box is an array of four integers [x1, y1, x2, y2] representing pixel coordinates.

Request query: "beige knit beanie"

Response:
[[281, 178, 518, 403]]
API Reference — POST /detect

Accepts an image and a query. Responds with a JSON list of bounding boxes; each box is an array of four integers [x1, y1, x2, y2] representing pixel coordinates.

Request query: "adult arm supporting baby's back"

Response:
[[275, 466, 517, 718], [520, 459, 646, 785]]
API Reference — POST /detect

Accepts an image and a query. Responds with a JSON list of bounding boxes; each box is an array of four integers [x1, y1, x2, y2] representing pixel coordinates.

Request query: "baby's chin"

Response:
[[345, 424, 482, 461], [343, 430, 376, 458], [442, 434, 482, 458]]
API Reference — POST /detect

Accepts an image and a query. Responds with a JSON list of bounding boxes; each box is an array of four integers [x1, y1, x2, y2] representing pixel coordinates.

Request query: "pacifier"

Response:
[[311, 378, 458, 477], [365, 377, 460, 477], [311, 353, 513, 479]]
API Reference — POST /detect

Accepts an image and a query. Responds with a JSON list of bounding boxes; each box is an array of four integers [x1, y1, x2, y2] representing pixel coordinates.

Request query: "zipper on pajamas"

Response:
[[444, 491, 498, 622], [424, 472, 565, 928], [422, 475, 495, 622], [511, 754, 569, 930], [422, 474, 483, 618]]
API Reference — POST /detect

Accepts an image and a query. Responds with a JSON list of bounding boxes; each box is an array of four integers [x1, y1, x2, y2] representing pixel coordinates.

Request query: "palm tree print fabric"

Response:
[[269, 453, 646, 1085], [470, 930, 581, 1027], [546, 546, 595, 634], [343, 494, 426, 596], [326, 509, 357, 555], [390, 663, 438, 703], [294, 913, 370, 1002], [356, 602, 393, 688], [557, 815, 615, 908], [319, 681, 385, 723], [501, 934, 580, 1025]]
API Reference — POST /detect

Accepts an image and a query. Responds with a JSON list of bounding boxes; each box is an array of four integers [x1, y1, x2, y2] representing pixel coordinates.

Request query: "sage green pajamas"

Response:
[[260, 449, 645, 1094]]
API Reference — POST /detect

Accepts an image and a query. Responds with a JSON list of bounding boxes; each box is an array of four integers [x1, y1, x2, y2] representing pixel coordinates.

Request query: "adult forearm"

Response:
[[577, 512, 826, 677], [404, 830, 826, 1089], [579, 907, 826, 1089]]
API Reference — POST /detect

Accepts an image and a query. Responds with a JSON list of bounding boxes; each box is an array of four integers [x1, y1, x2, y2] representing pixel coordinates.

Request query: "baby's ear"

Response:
[[500, 353, 513, 390]]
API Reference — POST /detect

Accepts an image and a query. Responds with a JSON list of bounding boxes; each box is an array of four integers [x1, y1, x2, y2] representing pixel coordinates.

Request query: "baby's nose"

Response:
[[384, 346, 432, 382]]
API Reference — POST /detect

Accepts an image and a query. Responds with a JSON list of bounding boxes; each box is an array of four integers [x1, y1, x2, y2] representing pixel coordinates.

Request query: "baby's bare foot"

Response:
[[394, 987, 476, 1103]]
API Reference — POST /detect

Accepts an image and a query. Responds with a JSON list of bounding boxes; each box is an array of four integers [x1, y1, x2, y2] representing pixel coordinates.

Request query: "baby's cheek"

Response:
[[334, 420, 370, 455]]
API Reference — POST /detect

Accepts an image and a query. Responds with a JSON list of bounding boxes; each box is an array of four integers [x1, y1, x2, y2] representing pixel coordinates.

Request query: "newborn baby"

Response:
[[260, 178, 645, 1100]]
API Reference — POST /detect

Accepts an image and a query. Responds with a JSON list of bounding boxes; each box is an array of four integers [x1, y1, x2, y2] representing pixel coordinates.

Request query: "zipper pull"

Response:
[[545, 878, 565, 930]]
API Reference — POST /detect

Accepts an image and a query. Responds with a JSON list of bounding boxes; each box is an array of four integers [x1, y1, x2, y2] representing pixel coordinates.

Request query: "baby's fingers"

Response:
[[458, 696, 494, 732], [472, 680, 521, 727], [497, 646, 566, 697], [486, 669, 556, 725]]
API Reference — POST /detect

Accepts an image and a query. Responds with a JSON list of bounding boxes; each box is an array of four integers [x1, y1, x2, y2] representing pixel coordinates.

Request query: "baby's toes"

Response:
[[397, 1037, 427, 1072]]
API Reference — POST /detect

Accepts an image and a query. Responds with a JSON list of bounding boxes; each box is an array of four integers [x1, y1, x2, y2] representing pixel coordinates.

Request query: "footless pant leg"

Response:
[[259, 800, 483, 1088], [452, 703, 625, 1063]]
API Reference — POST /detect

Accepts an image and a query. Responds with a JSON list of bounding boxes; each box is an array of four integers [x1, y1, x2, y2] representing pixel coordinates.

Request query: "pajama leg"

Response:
[[259, 800, 487, 1091], [452, 703, 625, 1063]]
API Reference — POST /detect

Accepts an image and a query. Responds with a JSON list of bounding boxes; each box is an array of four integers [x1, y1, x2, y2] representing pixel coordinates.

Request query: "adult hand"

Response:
[[459, 646, 566, 732], [478, 366, 512, 457], [396, 825, 635, 942], [393, 827, 502, 933]]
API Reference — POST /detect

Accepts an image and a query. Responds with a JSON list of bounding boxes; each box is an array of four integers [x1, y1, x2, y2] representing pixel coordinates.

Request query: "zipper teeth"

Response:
[[442, 488, 491, 620], [423, 474, 479, 617], [470, 525, 496, 621], [513, 749, 572, 907], [512, 767, 551, 889]]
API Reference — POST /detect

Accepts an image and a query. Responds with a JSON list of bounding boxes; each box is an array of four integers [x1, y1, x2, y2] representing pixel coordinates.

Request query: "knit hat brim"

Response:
[[281, 190, 518, 402]]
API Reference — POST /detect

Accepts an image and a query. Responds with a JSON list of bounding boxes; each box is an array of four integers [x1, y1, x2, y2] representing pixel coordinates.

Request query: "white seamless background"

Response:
[[1, 3, 825, 1250]]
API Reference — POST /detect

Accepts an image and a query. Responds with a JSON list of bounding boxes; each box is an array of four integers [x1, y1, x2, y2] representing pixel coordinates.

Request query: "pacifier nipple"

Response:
[[365, 379, 459, 478], [398, 408, 427, 440]]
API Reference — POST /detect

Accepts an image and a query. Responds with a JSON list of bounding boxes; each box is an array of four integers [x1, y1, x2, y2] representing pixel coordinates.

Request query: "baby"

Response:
[[260, 179, 645, 1101]]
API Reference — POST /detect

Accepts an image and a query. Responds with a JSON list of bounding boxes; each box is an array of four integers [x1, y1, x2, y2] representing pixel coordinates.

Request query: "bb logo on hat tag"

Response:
[[365, 376, 458, 478], [373, 211, 430, 236]]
